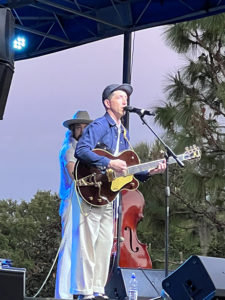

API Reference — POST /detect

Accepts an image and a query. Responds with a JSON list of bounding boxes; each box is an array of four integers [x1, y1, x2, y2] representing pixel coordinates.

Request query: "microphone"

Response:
[[124, 106, 155, 116]]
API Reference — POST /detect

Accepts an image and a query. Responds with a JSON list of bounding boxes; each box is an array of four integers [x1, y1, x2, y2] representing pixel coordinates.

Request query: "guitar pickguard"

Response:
[[111, 175, 134, 192]]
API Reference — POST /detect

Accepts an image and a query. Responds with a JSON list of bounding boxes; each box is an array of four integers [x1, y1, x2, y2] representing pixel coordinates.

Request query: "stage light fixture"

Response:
[[13, 36, 26, 50]]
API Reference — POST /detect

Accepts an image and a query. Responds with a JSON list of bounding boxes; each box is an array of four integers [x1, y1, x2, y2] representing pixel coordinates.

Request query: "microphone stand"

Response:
[[137, 113, 184, 277]]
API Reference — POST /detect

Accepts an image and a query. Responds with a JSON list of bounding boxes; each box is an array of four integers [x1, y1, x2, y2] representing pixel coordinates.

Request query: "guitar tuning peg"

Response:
[[185, 147, 189, 152]]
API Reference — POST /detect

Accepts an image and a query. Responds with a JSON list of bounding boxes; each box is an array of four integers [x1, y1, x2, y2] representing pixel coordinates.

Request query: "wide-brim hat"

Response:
[[102, 83, 133, 101], [63, 110, 92, 128]]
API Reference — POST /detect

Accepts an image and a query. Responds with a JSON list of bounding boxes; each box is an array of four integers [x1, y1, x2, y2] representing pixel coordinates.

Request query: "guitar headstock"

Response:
[[184, 145, 201, 161]]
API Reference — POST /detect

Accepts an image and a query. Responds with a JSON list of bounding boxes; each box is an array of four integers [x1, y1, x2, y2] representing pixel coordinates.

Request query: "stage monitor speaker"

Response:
[[105, 268, 168, 300], [0, 8, 15, 120], [0, 267, 26, 300], [162, 255, 225, 300]]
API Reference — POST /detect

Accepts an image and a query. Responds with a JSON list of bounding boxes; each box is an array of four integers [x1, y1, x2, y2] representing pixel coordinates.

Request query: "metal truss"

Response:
[[0, 0, 225, 60]]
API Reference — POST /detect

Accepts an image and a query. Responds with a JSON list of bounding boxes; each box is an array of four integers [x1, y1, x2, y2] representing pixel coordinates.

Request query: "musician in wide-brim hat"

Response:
[[55, 110, 92, 299]]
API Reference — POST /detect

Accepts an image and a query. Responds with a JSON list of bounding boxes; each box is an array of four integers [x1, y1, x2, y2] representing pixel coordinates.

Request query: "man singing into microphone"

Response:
[[72, 84, 166, 300]]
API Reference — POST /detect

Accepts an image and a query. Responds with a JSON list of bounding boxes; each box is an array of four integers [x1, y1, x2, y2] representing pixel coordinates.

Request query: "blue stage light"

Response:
[[13, 36, 26, 50]]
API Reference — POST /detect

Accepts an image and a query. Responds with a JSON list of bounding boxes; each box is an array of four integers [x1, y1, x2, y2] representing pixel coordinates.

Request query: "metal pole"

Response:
[[122, 31, 132, 130], [116, 32, 132, 268], [165, 158, 170, 277]]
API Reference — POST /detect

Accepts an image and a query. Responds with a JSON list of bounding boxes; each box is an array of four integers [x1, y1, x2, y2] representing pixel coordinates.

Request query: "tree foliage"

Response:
[[134, 142, 202, 270], [0, 191, 61, 297], [134, 13, 225, 269]]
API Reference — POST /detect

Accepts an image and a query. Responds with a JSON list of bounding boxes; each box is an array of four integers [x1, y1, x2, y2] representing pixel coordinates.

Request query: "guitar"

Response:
[[74, 145, 201, 207]]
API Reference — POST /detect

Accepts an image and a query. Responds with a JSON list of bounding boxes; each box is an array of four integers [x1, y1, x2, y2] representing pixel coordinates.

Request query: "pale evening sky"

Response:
[[0, 26, 184, 202]]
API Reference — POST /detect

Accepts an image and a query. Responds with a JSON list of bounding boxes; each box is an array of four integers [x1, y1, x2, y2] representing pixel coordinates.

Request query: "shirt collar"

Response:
[[104, 112, 125, 133], [105, 112, 117, 127]]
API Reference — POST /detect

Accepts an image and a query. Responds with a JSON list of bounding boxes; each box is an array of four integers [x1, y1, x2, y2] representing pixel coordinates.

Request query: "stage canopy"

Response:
[[1, 0, 225, 61]]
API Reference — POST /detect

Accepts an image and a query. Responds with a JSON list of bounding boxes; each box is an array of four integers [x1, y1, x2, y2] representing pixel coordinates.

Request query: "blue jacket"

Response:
[[75, 112, 149, 181]]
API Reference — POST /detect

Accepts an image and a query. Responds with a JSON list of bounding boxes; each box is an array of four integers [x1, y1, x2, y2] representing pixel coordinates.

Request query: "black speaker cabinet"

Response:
[[0, 8, 15, 66], [0, 61, 14, 119], [105, 267, 168, 299], [0, 267, 26, 300], [0, 8, 15, 119], [162, 255, 225, 300]]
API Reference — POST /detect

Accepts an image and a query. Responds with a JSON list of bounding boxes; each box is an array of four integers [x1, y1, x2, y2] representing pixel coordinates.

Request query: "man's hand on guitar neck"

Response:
[[149, 159, 166, 176], [108, 159, 127, 176], [108, 158, 167, 177]]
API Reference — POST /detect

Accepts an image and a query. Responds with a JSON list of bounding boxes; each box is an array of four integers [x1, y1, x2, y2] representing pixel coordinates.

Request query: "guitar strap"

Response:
[[121, 123, 134, 151]]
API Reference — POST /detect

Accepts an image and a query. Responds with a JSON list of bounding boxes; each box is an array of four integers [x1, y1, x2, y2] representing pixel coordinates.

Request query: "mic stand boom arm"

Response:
[[139, 114, 184, 277]]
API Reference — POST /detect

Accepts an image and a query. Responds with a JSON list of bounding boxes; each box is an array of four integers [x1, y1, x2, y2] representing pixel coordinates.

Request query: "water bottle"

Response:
[[128, 272, 138, 300]]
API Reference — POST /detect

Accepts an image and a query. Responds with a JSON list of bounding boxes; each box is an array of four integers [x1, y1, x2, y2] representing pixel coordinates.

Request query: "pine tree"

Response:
[[154, 14, 225, 258]]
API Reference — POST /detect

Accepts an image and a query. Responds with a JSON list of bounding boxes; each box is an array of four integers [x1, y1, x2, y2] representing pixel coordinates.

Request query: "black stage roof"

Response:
[[1, 0, 225, 61]]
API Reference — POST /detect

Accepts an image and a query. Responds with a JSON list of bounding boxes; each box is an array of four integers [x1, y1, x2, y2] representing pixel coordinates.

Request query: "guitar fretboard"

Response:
[[127, 153, 188, 175]]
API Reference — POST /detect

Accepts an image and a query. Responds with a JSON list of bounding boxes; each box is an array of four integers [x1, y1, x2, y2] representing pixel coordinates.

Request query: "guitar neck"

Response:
[[127, 153, 186, 175]]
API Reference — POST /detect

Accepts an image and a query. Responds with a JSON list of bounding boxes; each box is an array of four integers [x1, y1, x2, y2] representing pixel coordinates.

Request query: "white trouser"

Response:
[[71, 199, 114, 296]]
